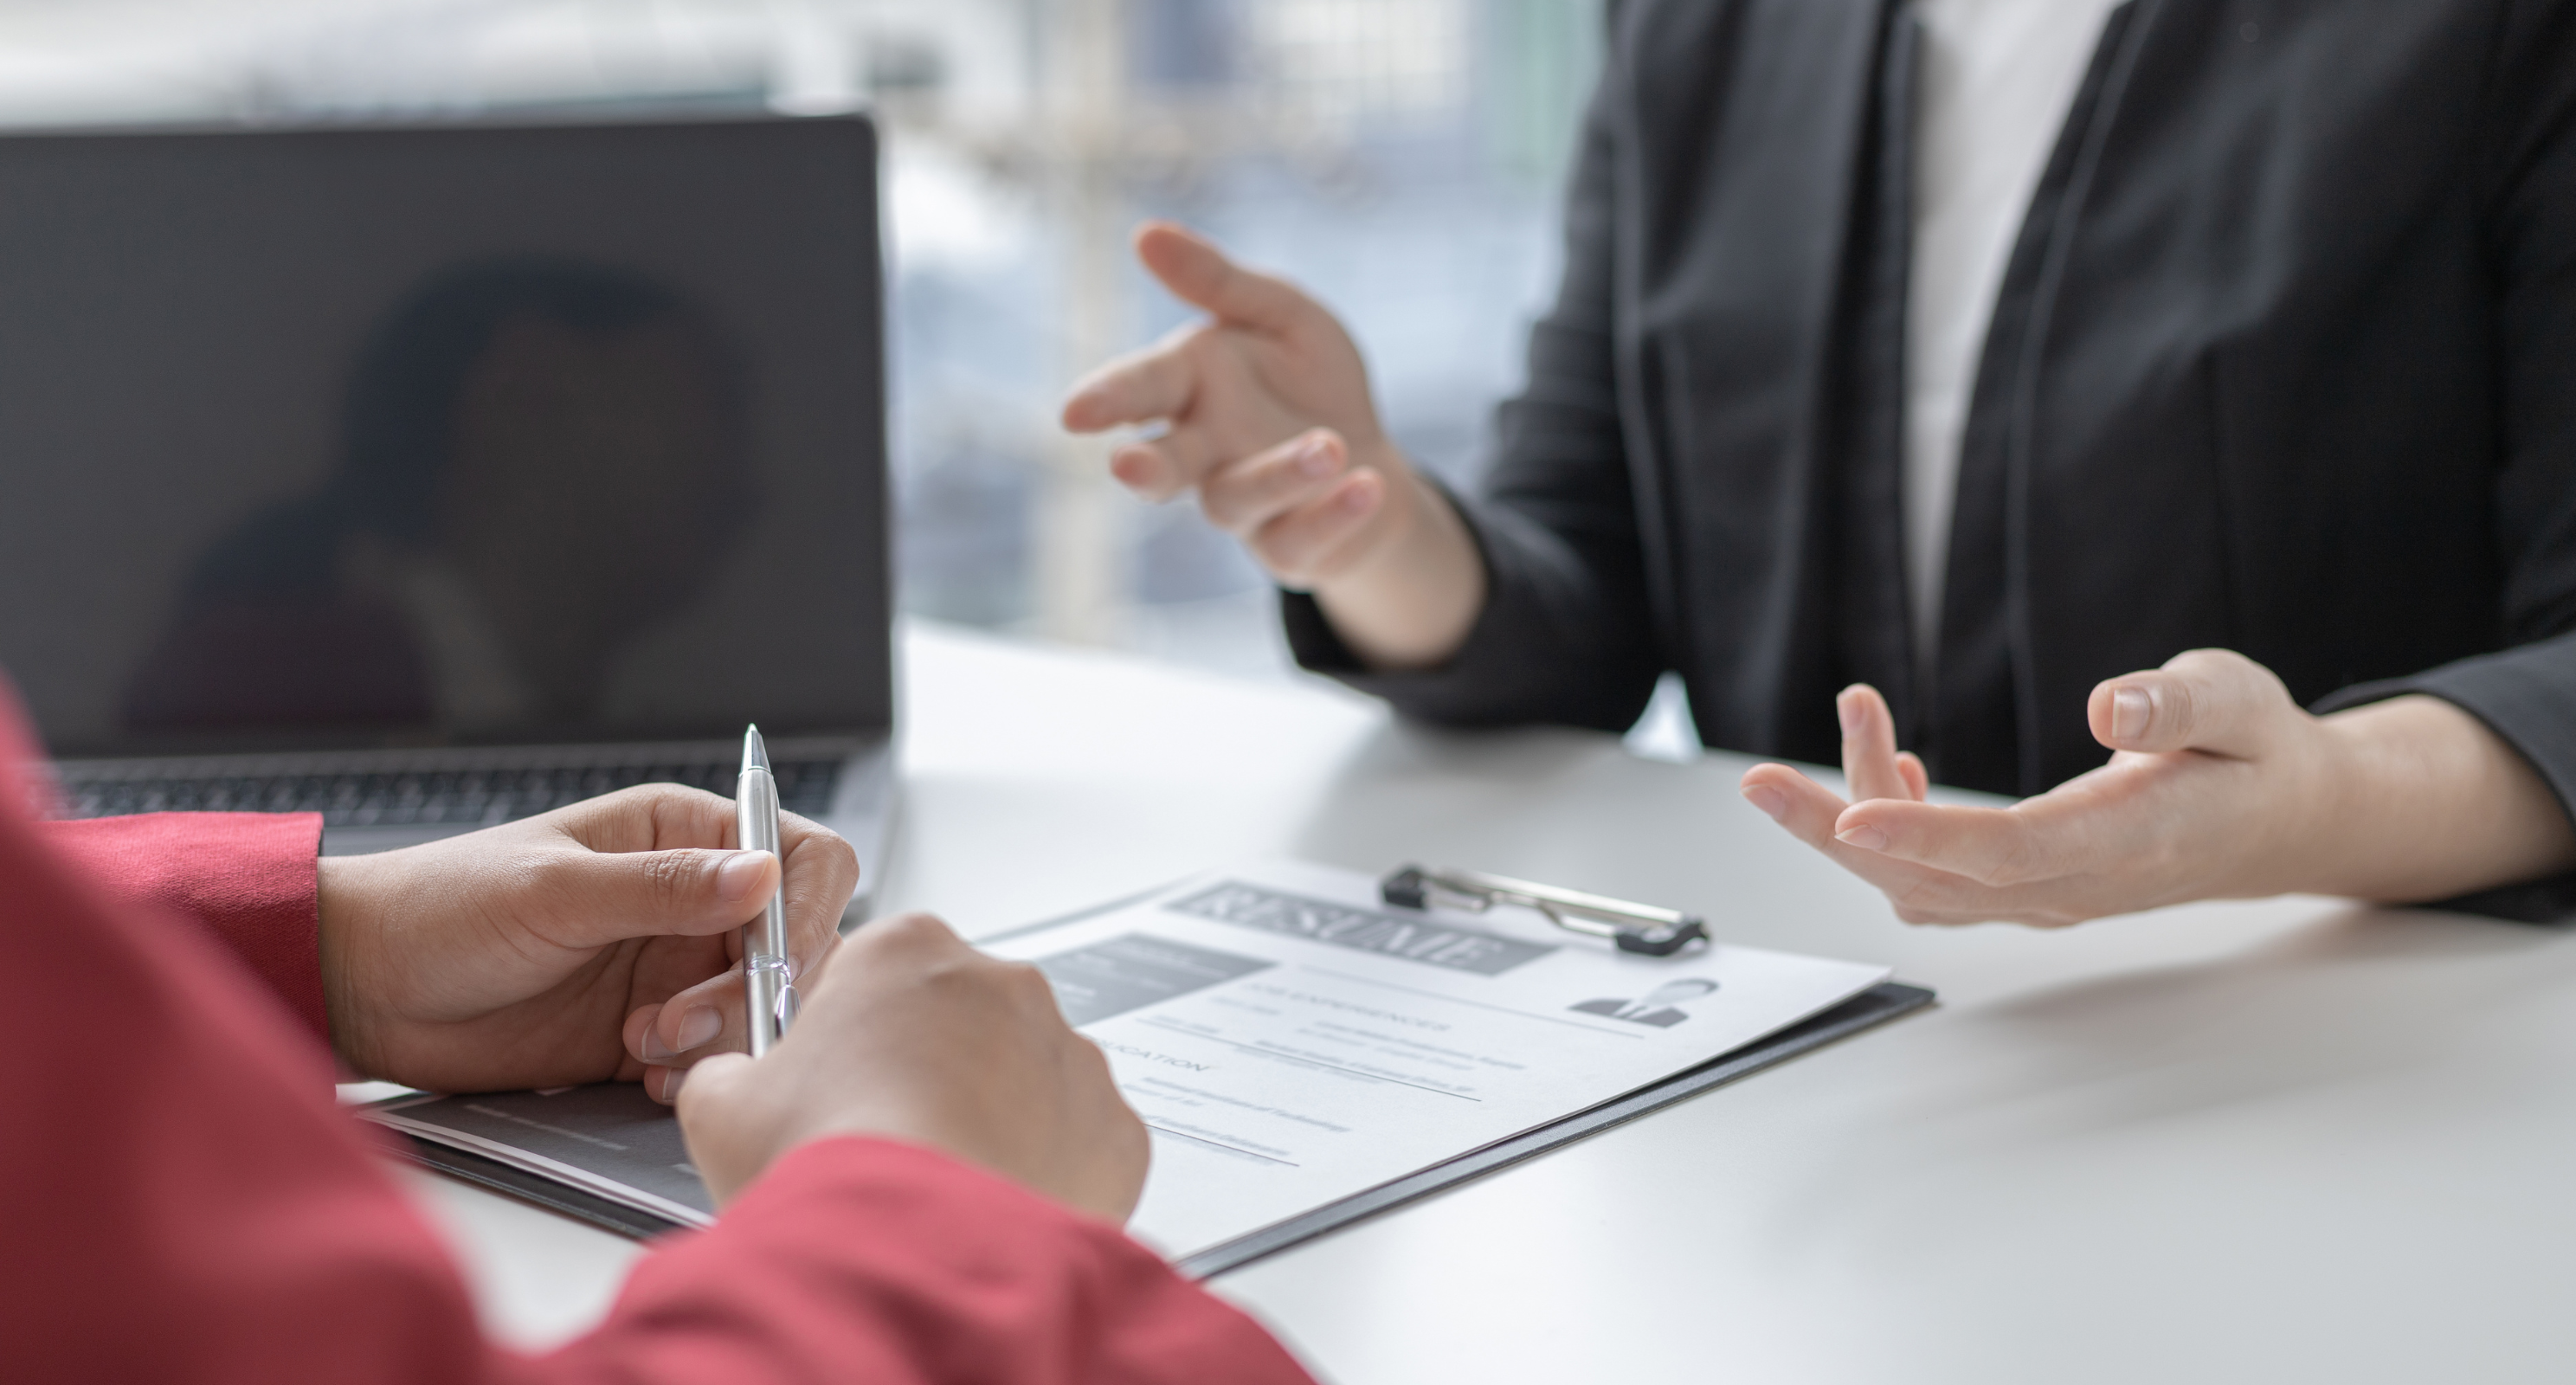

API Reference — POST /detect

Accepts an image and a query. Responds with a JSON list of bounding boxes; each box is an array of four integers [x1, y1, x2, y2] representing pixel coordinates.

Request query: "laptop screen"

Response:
[[0, 115, 889, 757]]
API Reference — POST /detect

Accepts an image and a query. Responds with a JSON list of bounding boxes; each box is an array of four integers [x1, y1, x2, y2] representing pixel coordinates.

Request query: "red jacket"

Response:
[[0, 687, 1313, 1383]]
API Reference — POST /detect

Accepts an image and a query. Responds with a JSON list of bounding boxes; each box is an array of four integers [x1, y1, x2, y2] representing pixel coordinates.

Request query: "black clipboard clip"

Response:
[[1380, 864, 1710, 957]]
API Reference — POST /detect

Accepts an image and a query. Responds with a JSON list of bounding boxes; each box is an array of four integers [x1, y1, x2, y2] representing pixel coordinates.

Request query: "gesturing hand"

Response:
[[679, 912, 1149, 1221], [319, 784, 858, 1095], [1061, 221, 1407, 585], [1740, 651, 2334, 926], [1741, 648, 2576, 925], [1060, 222, 1484, 667]]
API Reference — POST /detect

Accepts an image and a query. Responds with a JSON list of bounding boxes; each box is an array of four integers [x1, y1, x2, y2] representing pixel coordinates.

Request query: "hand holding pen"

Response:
[[615, 731, 854, 1102]]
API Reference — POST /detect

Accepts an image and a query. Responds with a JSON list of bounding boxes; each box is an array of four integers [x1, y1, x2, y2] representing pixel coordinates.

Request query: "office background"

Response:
[[0, 0, 1603, 680]]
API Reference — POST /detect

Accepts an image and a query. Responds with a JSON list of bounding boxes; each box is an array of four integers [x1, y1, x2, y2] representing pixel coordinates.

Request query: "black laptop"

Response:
[[0, 114, 895, 907]]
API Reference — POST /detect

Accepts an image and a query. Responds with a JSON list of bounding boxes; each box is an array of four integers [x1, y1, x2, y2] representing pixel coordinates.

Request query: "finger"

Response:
[[796, 910, 981, 1014], [1252, 470, 1382, 585], [1837, 685, 1913, 804], [1109, 431, 1220, 502], [631, 998, 731, 1106], [776, 811, 860, 977], [2087, 648, 2292, 758], [830, 909, 975, 980], [644, 1063, 687, 1105], [549, 781, 737, 855], [1739, 763, 1946, 893], [1133, 221, 1314, 331], [625, 1001, 667, 1061], [1896, 751, 1930, 801], [1201, 428, 1348, 535], [1831, 797, 2086, 888], [530, 847, 782, 950], [631, 969, 746, 1065], [543, 785, 849, 962], [1748, 766, 2087, 925], [1062, 332, 1201, 432], [628, 921, 843, 1074]]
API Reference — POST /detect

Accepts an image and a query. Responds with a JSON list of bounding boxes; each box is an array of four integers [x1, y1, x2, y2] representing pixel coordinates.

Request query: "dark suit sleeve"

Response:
[[2315, 6, 2576, 920], [1283, 25, 1666, 736]]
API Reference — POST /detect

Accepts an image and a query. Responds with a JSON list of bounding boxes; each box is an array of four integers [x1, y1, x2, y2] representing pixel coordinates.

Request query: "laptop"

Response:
[[0, 114, 896, 914]]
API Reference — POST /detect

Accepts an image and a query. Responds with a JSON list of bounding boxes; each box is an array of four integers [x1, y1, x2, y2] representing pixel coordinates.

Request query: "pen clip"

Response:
[[1380, 865, 1710, 957], [742, 954, 795, 1055]]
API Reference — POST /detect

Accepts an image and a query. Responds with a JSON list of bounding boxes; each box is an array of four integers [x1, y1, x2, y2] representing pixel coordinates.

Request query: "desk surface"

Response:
[[406, 622, 2576, 1383]]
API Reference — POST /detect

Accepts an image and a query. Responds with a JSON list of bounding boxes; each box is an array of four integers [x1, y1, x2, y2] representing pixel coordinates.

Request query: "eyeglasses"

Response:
[[1380, 864, 1709, 957]]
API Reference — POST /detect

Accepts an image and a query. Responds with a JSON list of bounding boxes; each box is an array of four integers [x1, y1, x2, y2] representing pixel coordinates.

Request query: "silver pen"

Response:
[[737, 725, 796, 1055]]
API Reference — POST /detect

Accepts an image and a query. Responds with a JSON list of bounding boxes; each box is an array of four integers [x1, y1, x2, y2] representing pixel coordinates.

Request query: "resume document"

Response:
[[985, 860, 1887, 1257]]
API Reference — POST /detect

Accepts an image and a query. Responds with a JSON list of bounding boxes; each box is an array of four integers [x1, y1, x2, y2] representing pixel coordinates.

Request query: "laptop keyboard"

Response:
[[56, 757, 844, 830]]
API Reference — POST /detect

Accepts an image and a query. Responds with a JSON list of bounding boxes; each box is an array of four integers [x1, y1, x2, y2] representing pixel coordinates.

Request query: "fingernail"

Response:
[[673, 1006, 722, 1053], [657, 1067, 686, 1101], [640, 1028, 676, 1061], [2111, 686, 2152, 742], [1298, 435, 1336, 477], [1337, 480, 1374, 512], [1744, 786, 1787, 821], [1837, 824, 1889, 851], [717, 851, 772, 901]]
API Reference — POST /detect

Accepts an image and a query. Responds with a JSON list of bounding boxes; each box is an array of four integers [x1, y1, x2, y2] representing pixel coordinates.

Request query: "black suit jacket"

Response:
[[1289, 0, 2576, 907]]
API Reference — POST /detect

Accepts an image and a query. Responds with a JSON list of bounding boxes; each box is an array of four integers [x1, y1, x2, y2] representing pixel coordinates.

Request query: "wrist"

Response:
[[2302, 696, 2576, 901], [314, 854, 384, 1078], [1306, 444, 1423, 596], [2271, 709, 2380, 898], [1309, 452, 1484, 670]]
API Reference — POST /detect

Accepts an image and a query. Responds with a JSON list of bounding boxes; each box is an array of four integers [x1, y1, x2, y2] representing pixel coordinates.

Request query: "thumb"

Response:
[[2088, 648, 2293, 758], [538, 847, 781, 949], [1134, 221, 1310, 330]]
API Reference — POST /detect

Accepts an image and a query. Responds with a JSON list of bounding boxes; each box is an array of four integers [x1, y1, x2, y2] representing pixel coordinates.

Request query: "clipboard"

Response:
[[387, 871, 1935, 1277]]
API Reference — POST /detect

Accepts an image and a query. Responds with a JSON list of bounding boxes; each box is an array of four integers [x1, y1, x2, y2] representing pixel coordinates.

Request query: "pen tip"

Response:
[[742, 724, 770, 774]]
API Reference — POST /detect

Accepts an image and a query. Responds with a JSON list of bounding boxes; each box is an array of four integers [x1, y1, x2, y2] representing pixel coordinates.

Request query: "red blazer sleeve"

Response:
[[0, 678, 1314, 1385], [544, 1138, 1315, 1385], [40, 810, 327, 1040]]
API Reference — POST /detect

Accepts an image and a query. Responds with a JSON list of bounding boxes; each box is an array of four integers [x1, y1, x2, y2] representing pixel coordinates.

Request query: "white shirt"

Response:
[[1903, 0, 2126, 673]]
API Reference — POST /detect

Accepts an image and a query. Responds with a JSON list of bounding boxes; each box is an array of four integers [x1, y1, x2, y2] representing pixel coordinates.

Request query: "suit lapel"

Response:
[[1612, 0, 1909, 754]]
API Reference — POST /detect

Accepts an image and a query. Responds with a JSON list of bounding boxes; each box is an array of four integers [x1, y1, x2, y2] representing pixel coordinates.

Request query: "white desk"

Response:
[[408, 622, 2576, 1383]]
